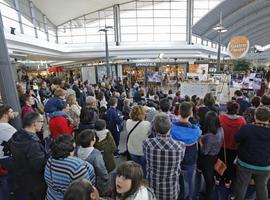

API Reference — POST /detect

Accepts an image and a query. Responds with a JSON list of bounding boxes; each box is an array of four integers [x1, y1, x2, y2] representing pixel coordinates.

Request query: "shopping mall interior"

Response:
[[0, 0, 270, 200]]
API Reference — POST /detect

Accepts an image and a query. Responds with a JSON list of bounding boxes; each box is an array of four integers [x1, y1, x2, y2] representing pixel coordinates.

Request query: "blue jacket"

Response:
[[44, 96, 67, 113], [106, 107, 122, 135], [171, 122, 201, 145], [236, 98, 251, 115], [171, 122, 201, 165]]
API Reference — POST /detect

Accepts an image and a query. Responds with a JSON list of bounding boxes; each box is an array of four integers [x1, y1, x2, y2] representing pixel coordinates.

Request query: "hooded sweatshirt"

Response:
[[96, 129, 109, 142], [171, 122, 201, 165], [219, 114, 246, 150], [77, 147, 110, 195]]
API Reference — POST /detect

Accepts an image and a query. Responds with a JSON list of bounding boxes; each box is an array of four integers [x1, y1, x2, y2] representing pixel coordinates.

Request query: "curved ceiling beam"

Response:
[[248, 28, 270, 46], [210, 12, 270, 45], [200, 0, 262, 37], [220, 7, 270, 42], [246, 24, 270, 44]]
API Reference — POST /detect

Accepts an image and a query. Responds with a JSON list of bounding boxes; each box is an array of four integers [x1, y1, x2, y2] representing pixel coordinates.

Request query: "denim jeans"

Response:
[[235, 164, 270, 200], [129, 154, 146, 177], [193, 170, 204, 200], [179, 164, 196, 200]]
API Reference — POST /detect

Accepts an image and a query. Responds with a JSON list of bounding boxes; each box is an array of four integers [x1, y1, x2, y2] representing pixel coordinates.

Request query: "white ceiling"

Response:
[[31, 0, 131, 26], [193, 0, 270, 47]]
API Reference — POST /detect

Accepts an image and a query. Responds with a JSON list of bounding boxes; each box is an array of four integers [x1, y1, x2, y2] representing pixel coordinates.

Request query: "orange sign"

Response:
[[227, 36, 250, 59]]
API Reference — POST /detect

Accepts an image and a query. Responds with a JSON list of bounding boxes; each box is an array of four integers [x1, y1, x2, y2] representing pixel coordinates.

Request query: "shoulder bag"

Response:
[[214, 137, 227, 176], [126, 120, 142, 160]]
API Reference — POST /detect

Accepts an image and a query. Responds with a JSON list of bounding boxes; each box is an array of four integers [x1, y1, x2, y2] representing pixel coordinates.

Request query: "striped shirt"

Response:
[[44, 156, 95, 200], [143, 134, 186, 200]]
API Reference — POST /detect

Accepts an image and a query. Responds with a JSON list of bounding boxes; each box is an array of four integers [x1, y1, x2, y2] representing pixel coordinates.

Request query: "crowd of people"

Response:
[[0, 74, 270, 200]]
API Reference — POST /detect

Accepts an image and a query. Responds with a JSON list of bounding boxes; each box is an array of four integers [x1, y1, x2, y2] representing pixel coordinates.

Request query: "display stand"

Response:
[[181, 82, 218, 98]]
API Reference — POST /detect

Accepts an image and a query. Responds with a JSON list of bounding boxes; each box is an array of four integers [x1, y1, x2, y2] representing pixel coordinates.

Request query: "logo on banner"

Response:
[[227, 36, 249, 59]]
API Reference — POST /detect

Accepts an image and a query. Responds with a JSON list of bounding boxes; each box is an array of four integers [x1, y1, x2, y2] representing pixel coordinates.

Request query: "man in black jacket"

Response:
[[234, 106, 270, 200], [10, 112, 48, 200]]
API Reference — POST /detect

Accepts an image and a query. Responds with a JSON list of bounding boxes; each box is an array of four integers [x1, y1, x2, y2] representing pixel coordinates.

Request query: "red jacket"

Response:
[[49, 116, 73, 139], [219, 114, 246, 150]]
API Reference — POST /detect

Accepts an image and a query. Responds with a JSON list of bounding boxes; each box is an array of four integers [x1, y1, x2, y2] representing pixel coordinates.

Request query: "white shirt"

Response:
[[200, 74, 208, 81], [0, 123, 17, 159], [126, 120, 151, 156]]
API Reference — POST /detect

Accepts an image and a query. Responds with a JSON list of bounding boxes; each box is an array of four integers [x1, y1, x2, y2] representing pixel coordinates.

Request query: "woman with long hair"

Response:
[[114, 161, 155, 200], [66, 94, 81, 129], [196, 111, 224, 200]]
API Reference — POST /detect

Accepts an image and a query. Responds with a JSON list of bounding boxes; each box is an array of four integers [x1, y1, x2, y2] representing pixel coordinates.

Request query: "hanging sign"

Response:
[[227, 36, 250, 59]]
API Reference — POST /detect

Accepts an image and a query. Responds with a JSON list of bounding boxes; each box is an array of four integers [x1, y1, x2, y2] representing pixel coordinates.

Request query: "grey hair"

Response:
[[153, 113, 171, 135]]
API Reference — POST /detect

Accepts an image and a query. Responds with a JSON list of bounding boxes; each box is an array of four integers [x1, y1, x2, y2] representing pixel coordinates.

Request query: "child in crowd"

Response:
[[94, 119, 117, 173], [113, 161, 155, 200], [44, 88, 66, 114], [77, 129, 110, 196], [64, 179, 101, 200], [48, 102, 74, 139]]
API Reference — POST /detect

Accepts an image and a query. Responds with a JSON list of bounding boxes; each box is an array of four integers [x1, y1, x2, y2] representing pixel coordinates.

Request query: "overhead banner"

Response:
[[227, 36, 250, 59]]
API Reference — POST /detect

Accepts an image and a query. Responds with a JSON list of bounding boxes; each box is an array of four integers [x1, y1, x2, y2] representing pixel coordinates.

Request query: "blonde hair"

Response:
[[66, 94, 77, 106], [130, 105, 146, 121], [124, 99, 130, 106]]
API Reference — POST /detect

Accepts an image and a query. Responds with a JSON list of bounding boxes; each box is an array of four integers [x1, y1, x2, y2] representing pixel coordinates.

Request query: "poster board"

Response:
[[81, 67, 96, 84], [231, 73, 262, 90], [147, 71, 162, 82]]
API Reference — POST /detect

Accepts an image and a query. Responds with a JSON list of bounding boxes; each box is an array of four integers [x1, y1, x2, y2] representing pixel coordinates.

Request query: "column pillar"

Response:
[[29, 1, 38, 38], [113, 4, 121, 46], [55, 28, 59, 43], [0, 12, 22, 129], [43, 15, 49, 41], [14, 0, 24, 34], [186, 0, 194, 44]]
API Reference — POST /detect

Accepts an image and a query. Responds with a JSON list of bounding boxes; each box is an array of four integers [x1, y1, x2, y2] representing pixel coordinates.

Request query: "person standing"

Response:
[[77, 129, 110, 196], [218, 101, 246, 187], [171, 102, 201, 200], [143, 114, 186, 200], [126, 105, 151, 175], [234, 90, 251, 115], [21, 93, 35, 118], [10, 112, 48, 200], [234, 106, 270, 200], [106, 98, 122, 151], [39, 81, 52, 104], [45, 135, 95, 200], [0, 105, 18, 162], [196, 111, 224, 200], [0, 105, 18, 198]]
